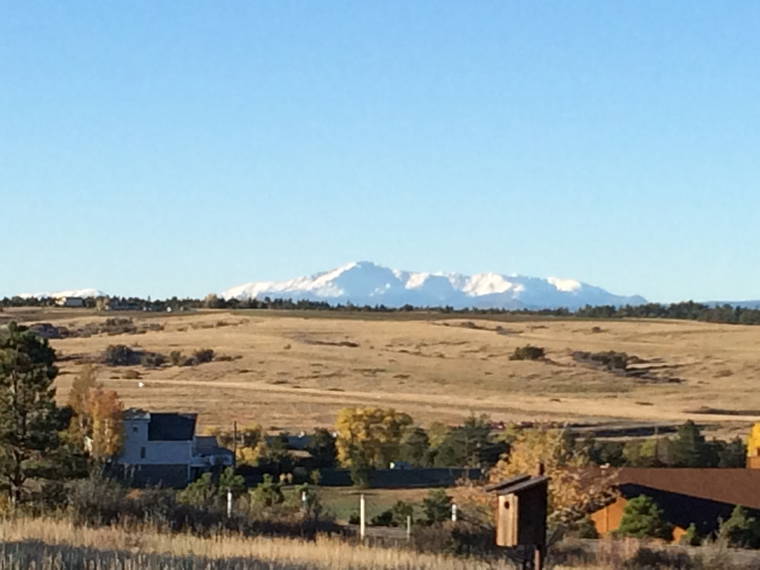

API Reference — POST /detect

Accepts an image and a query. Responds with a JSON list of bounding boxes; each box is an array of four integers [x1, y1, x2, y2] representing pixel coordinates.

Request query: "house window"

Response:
[[140, 447, 146, 459], [132, 426, 138, 433]]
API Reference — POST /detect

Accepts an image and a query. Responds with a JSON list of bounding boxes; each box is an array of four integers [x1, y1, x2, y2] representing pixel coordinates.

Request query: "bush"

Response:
[[140, 351, 166, 368], [718, 505, 760, 549], [421, 489, 452, 525], [249, 474, 285, 508], [370, 509, 394, 526], [509, 345, 545, 361], [680, 522, 701, 546], [169, 351, 184, 366], [193, 349, 215, 364], [412, 521, 495, 556], [68, 474, 128, 526], [102, 345, 140, 366]]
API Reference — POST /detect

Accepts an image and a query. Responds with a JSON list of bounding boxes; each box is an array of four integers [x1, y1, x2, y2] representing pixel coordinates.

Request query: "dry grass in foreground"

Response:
[[1, 517, 751, 570], [0, 517, 512, 570]]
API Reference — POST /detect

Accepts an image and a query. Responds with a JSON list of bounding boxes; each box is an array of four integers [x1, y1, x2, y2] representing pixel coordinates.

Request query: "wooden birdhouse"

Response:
[[486, 473, 548, 548]]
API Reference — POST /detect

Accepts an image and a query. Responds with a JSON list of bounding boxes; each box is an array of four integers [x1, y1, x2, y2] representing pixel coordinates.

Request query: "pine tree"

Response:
[[671, 420, 712, 467], [399, 426, 430, 466], [718, 505, 760, 548], [616, 495, 673, 540], [0, 322, 61, 504]]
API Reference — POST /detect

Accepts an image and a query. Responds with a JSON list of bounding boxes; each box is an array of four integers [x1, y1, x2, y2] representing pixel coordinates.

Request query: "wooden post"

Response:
[[451, 503, 457, 522], [359, 494, 366, 540], [534, 545, 544, 570], [406, 515, 411, 541], [226, 488, 232, 518]]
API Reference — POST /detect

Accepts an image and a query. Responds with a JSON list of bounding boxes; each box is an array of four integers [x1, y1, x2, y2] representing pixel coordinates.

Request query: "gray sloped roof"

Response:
[[148, 413, 197, 441]]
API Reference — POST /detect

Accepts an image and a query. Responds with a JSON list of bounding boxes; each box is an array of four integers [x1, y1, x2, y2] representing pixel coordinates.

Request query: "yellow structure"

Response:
[[747, 422, 760, 469]]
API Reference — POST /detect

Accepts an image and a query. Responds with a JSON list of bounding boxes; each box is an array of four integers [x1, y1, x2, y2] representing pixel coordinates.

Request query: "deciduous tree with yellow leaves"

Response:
[[335, 407, 413, 469], [67, 365, 124, 460], [457, 426, 618, 527], [88, 388, 124, 459]]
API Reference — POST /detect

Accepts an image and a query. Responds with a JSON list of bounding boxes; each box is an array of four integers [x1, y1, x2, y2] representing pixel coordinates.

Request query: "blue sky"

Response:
[[2, 2, 758, 302]]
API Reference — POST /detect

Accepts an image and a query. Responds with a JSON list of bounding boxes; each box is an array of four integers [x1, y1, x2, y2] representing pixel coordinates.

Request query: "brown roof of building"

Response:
[[486, 475, 549, 496], [597, 467, 760, 510]]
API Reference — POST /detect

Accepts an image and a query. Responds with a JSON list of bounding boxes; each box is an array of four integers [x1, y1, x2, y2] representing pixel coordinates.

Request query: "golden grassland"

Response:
[[7, 307, 760, 437], [0, 517, 514, 570], [0, 517, 746, 570]]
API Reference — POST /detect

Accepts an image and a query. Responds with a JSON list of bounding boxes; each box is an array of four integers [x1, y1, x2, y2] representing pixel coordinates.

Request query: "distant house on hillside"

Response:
[[114, 409, 233, 488], [588, 467, 760, 541], [56, 296, 85, 308]]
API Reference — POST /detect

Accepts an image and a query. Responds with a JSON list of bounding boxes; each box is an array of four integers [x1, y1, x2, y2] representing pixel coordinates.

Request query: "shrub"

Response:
[[422, 489, 452, 525], [718, 505, 760, 549], [680, 522, 701, 546], [368, 500, 415, 528], [193, 349, 215, 364], [102, 345, 140, 366], [68, 474, 128, 526], [169, 351, 184, 366], [412, 521, 495, 556], [565, 516, 599, 539], [370, 509, 394, 526], [250, 474, 285, 508], [509, 345, 545, 361], [140, 351, 166, 368]]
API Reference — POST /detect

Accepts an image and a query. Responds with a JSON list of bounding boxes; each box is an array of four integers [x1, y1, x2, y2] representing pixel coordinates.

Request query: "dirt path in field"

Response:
[[106, 376, 756, 427]]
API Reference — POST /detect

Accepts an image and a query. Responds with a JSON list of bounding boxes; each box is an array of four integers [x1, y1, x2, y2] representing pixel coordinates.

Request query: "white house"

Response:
[[116, 409, 233, 487]]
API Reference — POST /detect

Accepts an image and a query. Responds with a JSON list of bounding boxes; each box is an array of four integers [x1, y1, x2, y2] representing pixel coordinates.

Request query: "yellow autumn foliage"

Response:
[[747, 423, 760, 458], [335, 407, 412, 469], [458, 426, 618, 525]]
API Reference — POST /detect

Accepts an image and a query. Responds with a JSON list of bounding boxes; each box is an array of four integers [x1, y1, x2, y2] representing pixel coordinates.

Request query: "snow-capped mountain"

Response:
[[222, 261, 646, 309], [18, 288, 105, 299]]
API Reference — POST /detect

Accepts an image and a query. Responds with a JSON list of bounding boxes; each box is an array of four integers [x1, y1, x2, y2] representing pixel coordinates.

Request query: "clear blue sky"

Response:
[[2, 2, 758, 302]]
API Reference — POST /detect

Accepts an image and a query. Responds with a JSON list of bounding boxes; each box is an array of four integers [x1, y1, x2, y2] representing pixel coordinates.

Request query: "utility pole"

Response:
[[232, 420, 238, 467], [226, 488, 232, 518]]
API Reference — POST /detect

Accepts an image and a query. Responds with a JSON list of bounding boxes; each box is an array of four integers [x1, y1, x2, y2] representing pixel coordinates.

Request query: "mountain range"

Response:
[[221, 261, 647, 310]]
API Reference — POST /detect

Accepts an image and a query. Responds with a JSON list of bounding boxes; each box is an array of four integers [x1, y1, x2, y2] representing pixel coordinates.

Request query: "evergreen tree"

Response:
[[717, 437, 747, 468], [399, 426, 430, 466], [616, 495, 673, 540], [422, 488, 452, 524], [0, 322, 61, 504], [671, 421, 713, 467], [433, 414, 505, 469], [718, 505, 760, 549], [306, 428, 337, 468]]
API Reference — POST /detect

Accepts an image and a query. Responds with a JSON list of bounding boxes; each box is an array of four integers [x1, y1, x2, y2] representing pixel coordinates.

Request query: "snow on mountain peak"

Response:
[[222, 262, 646, 309], [18, 288, 105, 299], [547, 277, 582, 293]]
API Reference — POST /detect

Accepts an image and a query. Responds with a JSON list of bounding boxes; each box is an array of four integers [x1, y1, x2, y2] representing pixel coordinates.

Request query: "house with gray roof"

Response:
[[116, 409, 233, 487]]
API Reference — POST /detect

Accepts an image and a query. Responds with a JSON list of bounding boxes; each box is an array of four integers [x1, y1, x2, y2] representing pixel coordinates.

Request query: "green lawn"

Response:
[[283, 486, 441, 523]]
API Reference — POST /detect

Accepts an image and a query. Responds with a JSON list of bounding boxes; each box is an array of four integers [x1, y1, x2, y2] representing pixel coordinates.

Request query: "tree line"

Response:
[[5, 293, 760, 326]]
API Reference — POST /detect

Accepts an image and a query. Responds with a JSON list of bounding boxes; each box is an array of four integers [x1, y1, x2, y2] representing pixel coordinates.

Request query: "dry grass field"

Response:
[[5, 307, 760, 437], [0, 517, 512, 570]]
